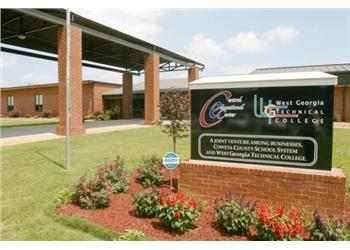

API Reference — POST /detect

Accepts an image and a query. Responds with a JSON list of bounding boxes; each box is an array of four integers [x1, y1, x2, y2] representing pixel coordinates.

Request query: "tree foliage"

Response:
[[159, 88, 190, 152]]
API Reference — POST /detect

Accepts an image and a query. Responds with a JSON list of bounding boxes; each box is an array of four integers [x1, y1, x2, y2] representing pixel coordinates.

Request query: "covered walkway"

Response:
[[1, 9, 204, 136]]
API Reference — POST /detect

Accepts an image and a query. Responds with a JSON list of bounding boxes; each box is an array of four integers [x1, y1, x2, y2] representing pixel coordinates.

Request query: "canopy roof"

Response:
[[1, 9, 204, 75]]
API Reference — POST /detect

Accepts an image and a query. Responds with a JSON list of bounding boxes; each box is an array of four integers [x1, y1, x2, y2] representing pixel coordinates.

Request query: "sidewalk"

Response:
[[1, 120, 151, 147], [333, 122, 350, 129]]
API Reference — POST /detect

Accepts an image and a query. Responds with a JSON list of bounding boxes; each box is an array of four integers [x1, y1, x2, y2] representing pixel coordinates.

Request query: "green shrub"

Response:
[[96, 114, 105, 120], [308, 210, 350, 241], [137, 155, 163, 188], [97, 154, 129, 193], [93, 111, 104, 117], [215, 193, 256, 236], [54, 188, 74, 208], [156, 190, 202, 232], [9, 111, 20, 117], [73, 176, 111, 209], [83, 114, 96, 120], [118, 229, 145, 241], [42, 110, 53, 118], [133, 190, 158, 217]]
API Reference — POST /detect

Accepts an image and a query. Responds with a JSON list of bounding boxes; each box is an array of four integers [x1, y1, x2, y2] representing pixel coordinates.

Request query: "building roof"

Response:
[[189, 71, 337, 90], [1, 9, 204, 75], [252, 63, 350, 85], [103, 78, 188, 96], [0, 80, 121, 91], [252, 63, 350, 74]]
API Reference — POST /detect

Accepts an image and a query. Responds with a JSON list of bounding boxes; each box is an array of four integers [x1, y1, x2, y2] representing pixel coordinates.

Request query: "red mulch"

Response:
[[56, 169, 350, 241], [56, 169, 250, 241]]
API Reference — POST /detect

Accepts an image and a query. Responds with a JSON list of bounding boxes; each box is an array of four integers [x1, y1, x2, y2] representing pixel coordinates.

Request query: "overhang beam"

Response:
[[0, 46, 141, 76]]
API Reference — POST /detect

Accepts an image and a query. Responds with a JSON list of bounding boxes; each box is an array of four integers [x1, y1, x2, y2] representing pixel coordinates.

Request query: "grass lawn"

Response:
[[1, 127, 349, 240], [0, 118, 58, 128]]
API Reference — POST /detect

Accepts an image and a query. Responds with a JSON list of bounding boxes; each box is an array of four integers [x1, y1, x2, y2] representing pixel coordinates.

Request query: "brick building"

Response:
[[1, 9, 203, 136], [103, 78, 189, 118], [252, 63, 350, 122], [1, 80, 121, 117], [103, 63, 350, 122]]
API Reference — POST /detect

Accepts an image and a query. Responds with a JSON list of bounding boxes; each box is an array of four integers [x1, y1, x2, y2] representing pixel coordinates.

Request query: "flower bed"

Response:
[[56, 170, 249, 240], [56, 164, 350, 241]]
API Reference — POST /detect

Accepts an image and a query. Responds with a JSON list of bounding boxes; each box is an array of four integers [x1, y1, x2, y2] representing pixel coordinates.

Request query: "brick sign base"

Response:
[[179, 161, 346, 217]]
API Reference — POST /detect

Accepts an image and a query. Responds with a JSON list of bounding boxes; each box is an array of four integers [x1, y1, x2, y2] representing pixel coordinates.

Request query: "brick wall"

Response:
[[1, 83, 119, 117], [93, 83, 120, 113], [345, 86, 350, 122], [144, 53, 160, 125], [333, 86, 345, 121], [1, 86, 58, 116], [179, 161, 346, 217], [83, 84, 94, 116]]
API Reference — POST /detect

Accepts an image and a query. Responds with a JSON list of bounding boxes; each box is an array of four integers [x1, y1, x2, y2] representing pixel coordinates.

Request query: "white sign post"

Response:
[[162, 152, 180, 190]]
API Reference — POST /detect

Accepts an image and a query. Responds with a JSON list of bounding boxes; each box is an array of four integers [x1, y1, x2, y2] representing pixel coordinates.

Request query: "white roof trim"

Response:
[[189, 71, 337, 90]]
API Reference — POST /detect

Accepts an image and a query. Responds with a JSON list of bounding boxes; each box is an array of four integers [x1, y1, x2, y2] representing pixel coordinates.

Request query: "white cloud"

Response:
[[83, 67, 122, 83], [224, 31, 267, 53], [182, 33, 227, 67], [181, 26, 299, 76], [73, 9, 167, 43], [220, 64, 257, 75], [1, 54, 18, 69], [262, 26, 299, 42], [21, 73, 55, 84], [224, 26, 299, 54]]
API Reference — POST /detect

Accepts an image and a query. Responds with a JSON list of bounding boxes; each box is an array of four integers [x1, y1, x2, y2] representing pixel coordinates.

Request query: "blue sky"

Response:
[[2, 9, 350, 87]]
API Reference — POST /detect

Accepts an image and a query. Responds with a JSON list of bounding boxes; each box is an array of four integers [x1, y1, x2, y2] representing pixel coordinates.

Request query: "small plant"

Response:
[[97, 154, 129, 193], [159, 89, 190, 152], [73, 176, 111, 209], [215, 193, 257, 236], [137, 155, 163, 188], [24, 114, 32, 118], [93, 111, 104, 117], [308, 210, 350, 241], [133, 189, 159, 218], [118, 229, 145, 241], [54, 188, 74, 208], [156, 190, 202, 232], [256, 204, 305, 241], [96, 114, 105, 120], [42, 110, 53, 118], [9, 111, 20, 117], [83, 114, 96, 120]]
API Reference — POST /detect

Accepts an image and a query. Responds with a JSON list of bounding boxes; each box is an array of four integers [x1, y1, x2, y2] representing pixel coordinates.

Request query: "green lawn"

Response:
[[0, 118, 58, 128], [1, 127, 349, 240]]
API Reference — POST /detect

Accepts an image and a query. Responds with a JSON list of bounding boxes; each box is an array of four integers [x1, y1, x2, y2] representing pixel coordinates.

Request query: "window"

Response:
[[7, 96, 14, 112], [34, 94, 43, 112]]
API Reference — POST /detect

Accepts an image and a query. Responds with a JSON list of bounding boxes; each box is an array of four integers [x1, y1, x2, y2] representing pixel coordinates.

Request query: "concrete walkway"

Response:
[[333, 122, 350, 129], [1, 119, 151, 147]]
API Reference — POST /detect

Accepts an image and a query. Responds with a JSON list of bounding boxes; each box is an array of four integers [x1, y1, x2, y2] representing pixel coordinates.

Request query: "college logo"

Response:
[[199, 90, 245, 128], [253, 95, 298, 124], [199, 91, 232, 128]]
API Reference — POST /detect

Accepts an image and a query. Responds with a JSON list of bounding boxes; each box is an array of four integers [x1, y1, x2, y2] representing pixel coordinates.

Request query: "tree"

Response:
[[159, 88, 190, 152]]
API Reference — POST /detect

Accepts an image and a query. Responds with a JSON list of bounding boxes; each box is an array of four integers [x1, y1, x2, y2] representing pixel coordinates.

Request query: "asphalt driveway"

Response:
[[1, 119, 144, 138]]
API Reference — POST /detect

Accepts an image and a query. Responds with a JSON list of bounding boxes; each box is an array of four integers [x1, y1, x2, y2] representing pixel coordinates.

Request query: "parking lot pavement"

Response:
[[0, 119, 150, 146]]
